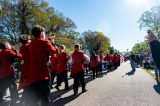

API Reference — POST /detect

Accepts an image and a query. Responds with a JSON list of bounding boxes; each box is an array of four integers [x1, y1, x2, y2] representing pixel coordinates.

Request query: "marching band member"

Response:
[[71, 44, 87, 95]]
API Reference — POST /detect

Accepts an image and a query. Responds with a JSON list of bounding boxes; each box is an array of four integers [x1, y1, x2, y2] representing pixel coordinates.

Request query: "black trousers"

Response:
[[51, 71, 56, 87], [56, 70, 69, 89], [84, 64, 88, 74], [107, 64, 112, 71], [72, 71, 86, 93], [0, 76, 19, 103], [117, 60, 120, 67], [113, 63, 117, 69], [98, 63, 102, 75], [104, 62, 107, 68], [92, 67, 97, 78], [24, 80, 50, 106]]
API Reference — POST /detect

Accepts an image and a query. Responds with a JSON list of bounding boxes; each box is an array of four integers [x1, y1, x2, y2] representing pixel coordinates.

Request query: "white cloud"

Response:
[[96, 20, 110, 35]]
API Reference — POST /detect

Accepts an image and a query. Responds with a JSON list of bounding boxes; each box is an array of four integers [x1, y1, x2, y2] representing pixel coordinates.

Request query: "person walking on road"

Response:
[[70, 44, 87, 95], [55, 45, 69, 90], [0, 42, 22, 105], [48, 35, 59, 89], [18, 35, 31, 104], [129, 52, 136, 71], [90, 51, 98, 79], [24, 25, 57, 106]]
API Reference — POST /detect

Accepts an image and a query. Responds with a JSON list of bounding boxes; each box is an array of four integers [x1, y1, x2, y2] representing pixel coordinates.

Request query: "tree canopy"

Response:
[[138, 6, 160, 37], [0, 0, 111, 54], [82, 30, 111, 53], [0, 0, 76, 44], [132, 42, 149, 55], [137, 6, 160, 55]]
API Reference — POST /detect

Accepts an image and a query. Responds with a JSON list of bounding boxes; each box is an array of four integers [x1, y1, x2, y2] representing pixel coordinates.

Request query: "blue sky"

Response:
[[45, 0, 160, 52]]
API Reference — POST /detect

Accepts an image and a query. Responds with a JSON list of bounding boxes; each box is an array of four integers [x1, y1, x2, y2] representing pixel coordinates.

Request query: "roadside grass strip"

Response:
[[143, 68, 155, 78]]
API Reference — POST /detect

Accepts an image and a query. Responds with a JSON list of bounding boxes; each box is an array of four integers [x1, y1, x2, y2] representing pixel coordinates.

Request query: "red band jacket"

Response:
[[18, 43, 30, 90], [56, 52, 68, 75], [27, 39, 57, 85], [0, 49, 22, 79], [71, 50, 86, 75]]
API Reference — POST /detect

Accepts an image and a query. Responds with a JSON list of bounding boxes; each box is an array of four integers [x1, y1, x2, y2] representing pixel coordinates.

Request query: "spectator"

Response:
[[146, 30, 160, 83]]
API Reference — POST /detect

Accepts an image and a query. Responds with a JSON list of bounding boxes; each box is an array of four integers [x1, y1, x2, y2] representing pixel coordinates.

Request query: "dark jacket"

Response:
[[149, 40, 160, 69]]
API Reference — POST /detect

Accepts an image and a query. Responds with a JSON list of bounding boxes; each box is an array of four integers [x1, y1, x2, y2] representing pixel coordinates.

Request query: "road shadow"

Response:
[[122, 70, 135, 77], [106, 66, 117, 74], [50, 72, 95, 102], [1, 69, 108, 106], [0, 101, 10, 106], [84, 69, 108, 83], [50, 85, 73, 101], [153, 83, 160, 95], [0, 91, 24, 106], [84, 74, 95, 83], [49, 92, 82, 106]]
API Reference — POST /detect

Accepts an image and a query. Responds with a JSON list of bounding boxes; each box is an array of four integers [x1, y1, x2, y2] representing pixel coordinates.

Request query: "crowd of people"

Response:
[[129, 30, 160, 84], [1, 24, 160, 106], [0, 25, 125, 106], [128, 52, 145, 71]]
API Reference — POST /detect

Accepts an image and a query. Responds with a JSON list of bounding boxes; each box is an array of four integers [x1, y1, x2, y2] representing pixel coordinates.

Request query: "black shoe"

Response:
[[132, 69, 136, 71], [82, 89, 87, 93], [55, 86, 60, 91], [74, 92, 78, 96]]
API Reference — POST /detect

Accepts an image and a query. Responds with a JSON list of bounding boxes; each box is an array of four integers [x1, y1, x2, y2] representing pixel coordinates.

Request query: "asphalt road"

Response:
[[1, 61, 160, 106], [50, 61, 160, 106]]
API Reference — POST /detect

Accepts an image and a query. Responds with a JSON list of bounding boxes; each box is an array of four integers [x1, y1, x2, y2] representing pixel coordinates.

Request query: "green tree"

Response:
[[55, 34, 75, 55], [97, 32, 110, 53], [0, 0, 76, 44], [83, 30, 99, 52], [109, 47, 114, 54], [132, 42, 149, 54], [83, 30, 110, 53], [0, 0, 19, 44], [138, 6, 160, 37]]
